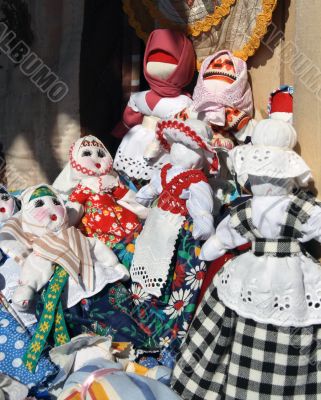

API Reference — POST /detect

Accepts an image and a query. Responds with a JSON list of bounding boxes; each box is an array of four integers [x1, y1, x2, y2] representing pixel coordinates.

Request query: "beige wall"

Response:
[[248, 0, 294, 120]]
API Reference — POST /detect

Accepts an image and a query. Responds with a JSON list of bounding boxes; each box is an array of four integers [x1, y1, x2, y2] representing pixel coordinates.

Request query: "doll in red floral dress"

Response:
[[53, 135, 148, 248]]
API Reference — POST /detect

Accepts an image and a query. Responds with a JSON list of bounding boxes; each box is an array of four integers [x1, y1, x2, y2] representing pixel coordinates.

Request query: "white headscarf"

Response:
[[53, 135, 119, 200]]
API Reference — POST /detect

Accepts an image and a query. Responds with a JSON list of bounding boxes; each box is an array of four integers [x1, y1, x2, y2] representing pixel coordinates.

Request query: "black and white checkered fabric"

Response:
[[171, 284, 321, 399], [229, 191, 316, 257], [280, 190, 316, 239], [252, 238, 301, 257]]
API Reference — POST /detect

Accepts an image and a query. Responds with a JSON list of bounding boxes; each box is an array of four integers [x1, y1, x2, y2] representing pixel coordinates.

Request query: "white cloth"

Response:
[[228, 120, 313, 187], [114, 92, 192, 179], [201, 195, 321, 327], [132, 165, 214, 296]]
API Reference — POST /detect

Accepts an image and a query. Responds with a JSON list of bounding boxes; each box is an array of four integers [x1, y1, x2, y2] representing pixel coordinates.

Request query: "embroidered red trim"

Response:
[[156, 120, 220, 174], [69, 143, 112, 177], [158, 163, 208, 215]]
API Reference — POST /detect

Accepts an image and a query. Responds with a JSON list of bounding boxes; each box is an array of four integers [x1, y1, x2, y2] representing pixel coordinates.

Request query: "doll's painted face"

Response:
[[146, 50, 178, 80], [203, 53, 236, 93], [170, 142, 203, 170], [78, 141, 113, 176], [0, 192, 15, 223], [24, 188, 66, 235]]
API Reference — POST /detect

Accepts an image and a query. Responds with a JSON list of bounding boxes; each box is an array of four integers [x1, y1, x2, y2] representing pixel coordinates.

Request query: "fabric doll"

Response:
[[53, 135, 147, 249], [0, 186, 21, 264], [268, 84, 294, 124], [61, 119, 218, 367], [112, 28, 195, 181], [0, 184, 129, 310], [131, 118, 218, 297], [0, 186, 21, 228], [171, 119, 321, 400]]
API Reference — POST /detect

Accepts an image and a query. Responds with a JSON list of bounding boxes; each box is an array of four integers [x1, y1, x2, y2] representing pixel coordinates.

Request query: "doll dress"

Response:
[[171, 191, 321, 399], [69, 183, 141, 247], [131, 163, 207, 297], [113, 91, 192, 180]]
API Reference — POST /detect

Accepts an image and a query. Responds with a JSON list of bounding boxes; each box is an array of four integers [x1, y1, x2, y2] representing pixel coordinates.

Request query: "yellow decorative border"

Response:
[[123, 0, 150, 42], [123, 0, 278, 63], [233, 0, 278, 60], [142, 0, 236, 37]]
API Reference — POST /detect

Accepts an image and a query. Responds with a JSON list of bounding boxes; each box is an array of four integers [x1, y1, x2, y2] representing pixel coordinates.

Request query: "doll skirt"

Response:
[[171, 284, 321, 400]]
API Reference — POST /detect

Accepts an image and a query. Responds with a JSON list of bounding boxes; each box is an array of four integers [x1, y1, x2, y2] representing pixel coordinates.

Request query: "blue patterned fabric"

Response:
[[61, 217, 206, 366], [0, 306, 58, 389]]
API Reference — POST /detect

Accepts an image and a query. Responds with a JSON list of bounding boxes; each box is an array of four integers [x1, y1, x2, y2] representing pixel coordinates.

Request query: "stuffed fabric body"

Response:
[[69, 183, 141, 247], [171, 192, 321, 399]]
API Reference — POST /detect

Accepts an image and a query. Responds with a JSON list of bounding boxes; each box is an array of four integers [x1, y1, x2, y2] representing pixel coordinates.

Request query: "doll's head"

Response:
[[193, 50, 253, 131], [144, 29, 195, 96], [70, 135, 113, 179], [0, 186, 20, 224], [229, 119, 312, 193], [156, 118, 219, 173], [21, 185, 67, 237], [268, 85, 293, 124]]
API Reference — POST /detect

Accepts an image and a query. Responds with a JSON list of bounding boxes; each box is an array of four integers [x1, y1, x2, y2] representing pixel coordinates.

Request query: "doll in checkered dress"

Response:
[[172, 119, 321, 399]]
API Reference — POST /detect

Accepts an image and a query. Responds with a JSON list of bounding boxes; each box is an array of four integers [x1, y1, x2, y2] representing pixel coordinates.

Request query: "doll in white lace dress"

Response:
[[172, 119, 321, 400]]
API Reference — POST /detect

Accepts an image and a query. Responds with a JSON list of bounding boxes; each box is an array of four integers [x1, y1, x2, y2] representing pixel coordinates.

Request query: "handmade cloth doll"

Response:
[[53, 135, 147, 248], [62, 119, 217, 365], [131, 118, 217, 297], [0, 184, 129, 310], [0, 186, 21, 264], [0, 186, 21, 228], [172, 49, 255, 146], [112, 28, 195, 181], [171, 120, 321, 400], [268, 85, 294, 123]]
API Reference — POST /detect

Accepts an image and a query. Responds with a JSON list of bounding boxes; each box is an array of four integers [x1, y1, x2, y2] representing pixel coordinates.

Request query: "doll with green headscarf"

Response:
[[0, 184, 129, 310]]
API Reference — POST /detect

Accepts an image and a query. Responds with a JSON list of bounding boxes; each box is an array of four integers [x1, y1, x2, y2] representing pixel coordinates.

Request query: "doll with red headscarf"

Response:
[[112, 29, 195, 181]]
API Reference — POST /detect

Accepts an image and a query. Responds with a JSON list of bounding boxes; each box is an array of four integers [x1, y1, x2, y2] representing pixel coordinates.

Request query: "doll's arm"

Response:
[[0, 234, 30, 265], [69, 184, 90, 205], [65, 201, 84, 226], [233, 118, 257, 144], [200, 215, 248, 261], [12, 254, 54, 309], [116, 189, 149, 219], [111, 103, 144, 139], [184, 181, 215, 241], [88, 238, 130, 280], [135, 171, 161, 207], [300, 204, 321, 243]]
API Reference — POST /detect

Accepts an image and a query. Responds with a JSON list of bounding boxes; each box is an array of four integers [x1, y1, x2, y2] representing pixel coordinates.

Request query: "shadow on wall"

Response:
[[0, 0, 129, 187]]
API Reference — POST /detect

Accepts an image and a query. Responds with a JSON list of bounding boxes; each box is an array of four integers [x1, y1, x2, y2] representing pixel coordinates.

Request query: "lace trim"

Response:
[[233, 0, 278, 61], [123, 0, 277, 64], [123, 0, 235, 40], [142, 0, 236, 37]]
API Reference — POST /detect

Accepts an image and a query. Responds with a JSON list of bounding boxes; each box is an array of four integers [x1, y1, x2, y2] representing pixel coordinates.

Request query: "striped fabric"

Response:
[[33, 227, 93, 291], [1, 218, 94, 291]]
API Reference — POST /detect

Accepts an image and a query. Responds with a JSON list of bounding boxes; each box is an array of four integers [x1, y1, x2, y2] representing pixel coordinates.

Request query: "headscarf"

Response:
[[2, 184, 94, 290], [53, 135, 118, 199], [144, 29, 195, 110], [193, 50, 253, 126]]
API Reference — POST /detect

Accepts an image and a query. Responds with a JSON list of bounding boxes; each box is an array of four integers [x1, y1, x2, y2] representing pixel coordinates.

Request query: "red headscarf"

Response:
[[144, 29, 195, 110]]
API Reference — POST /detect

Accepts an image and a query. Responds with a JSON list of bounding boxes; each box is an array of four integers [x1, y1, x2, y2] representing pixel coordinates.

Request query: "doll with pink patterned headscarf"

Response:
[[174, 50, 255, 150], [112, 29, 196, 181]]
